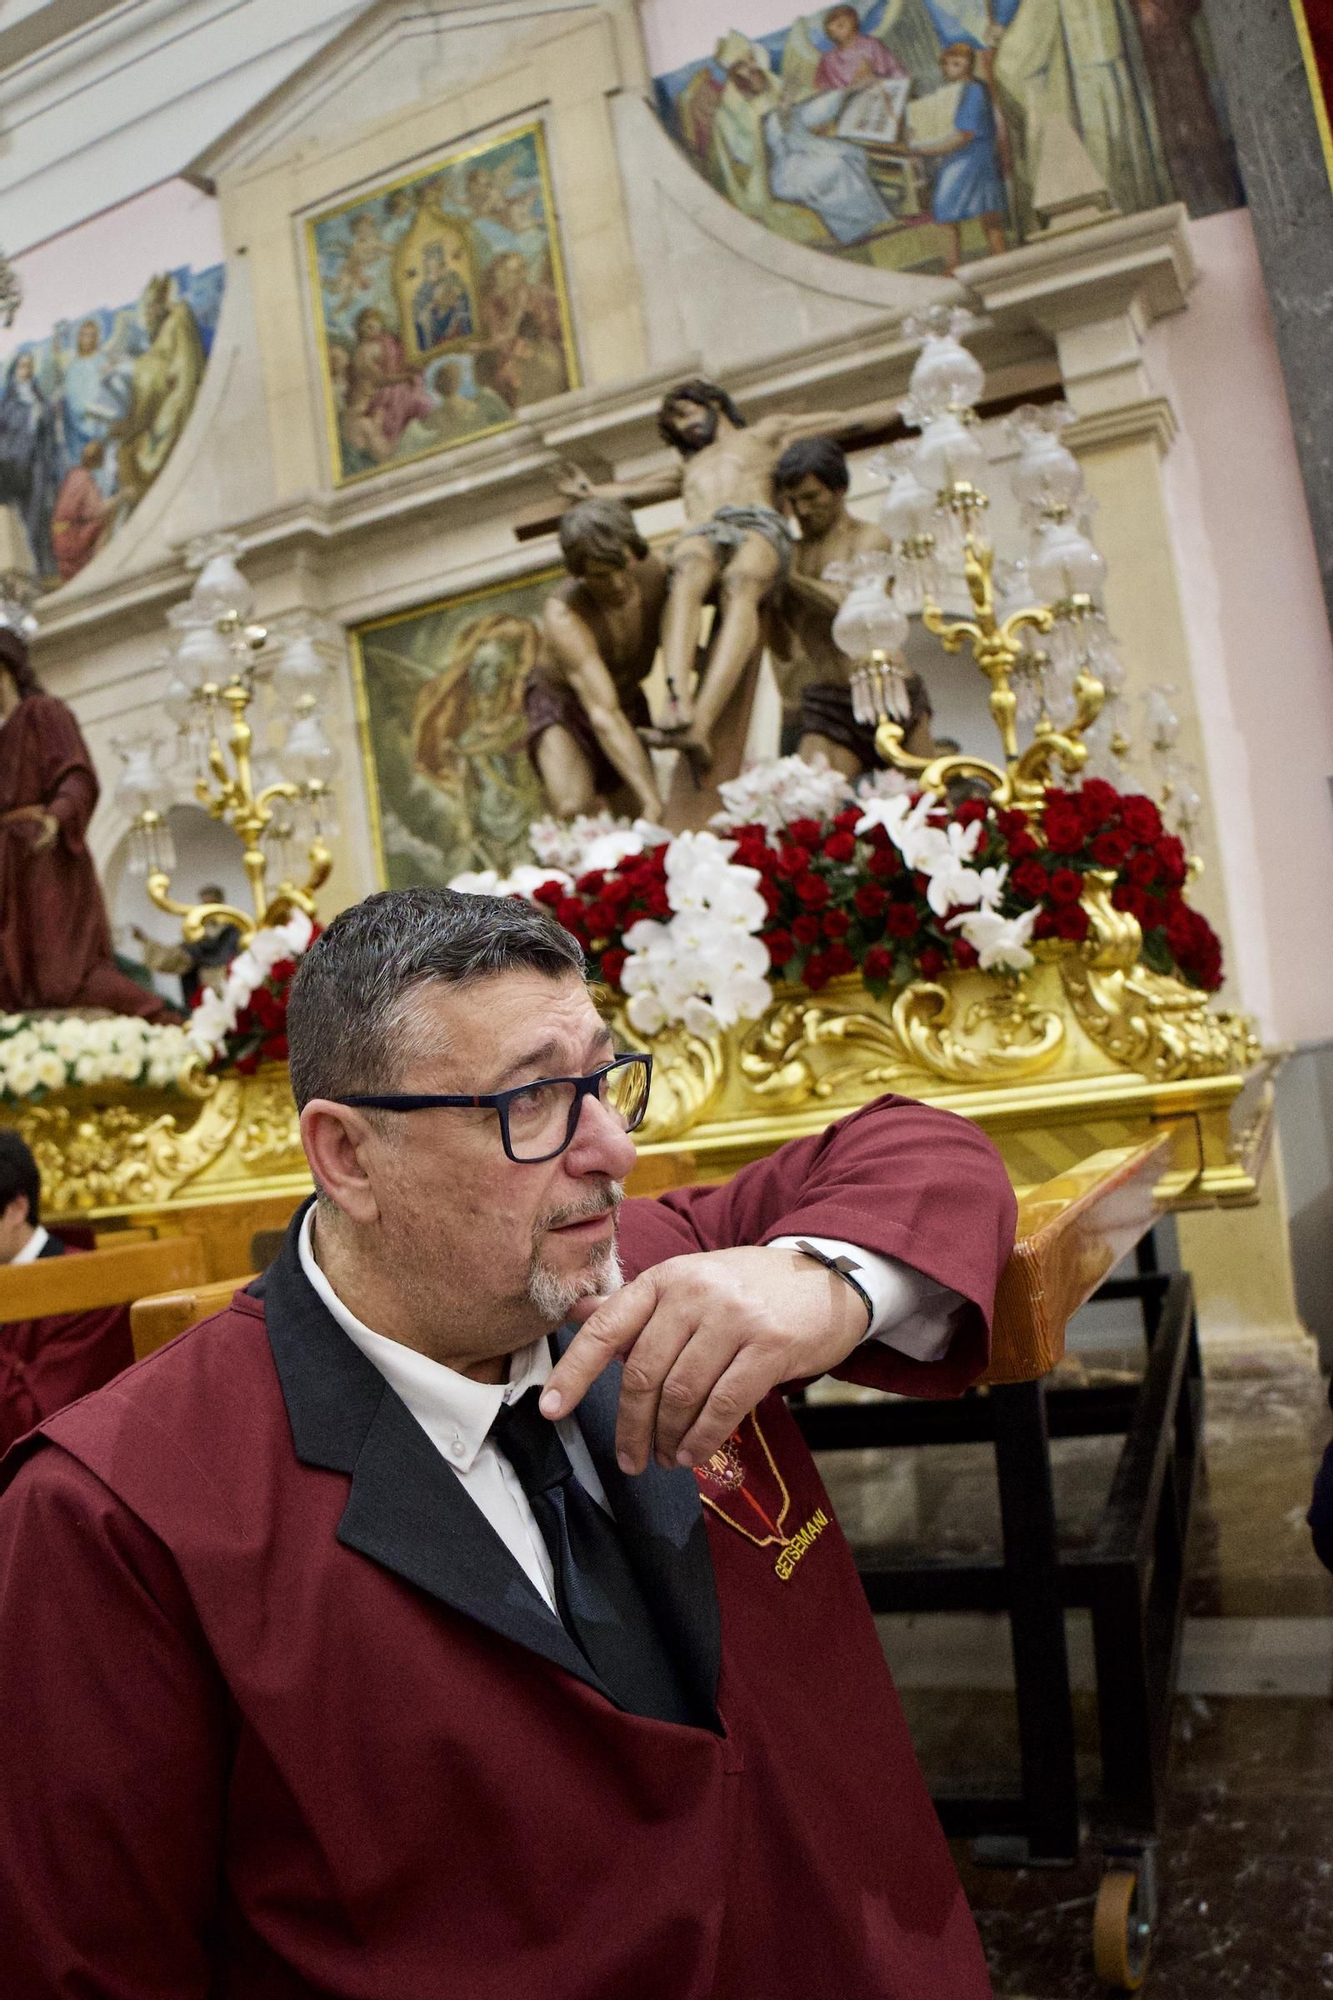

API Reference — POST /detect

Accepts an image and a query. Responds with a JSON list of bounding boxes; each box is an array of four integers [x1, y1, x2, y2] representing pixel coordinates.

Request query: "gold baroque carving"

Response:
[[1059, 873, 1260, 1084], [234, 1069, 303, 1170], [619, 1019, 726, 1143], [9, 1081, 244, 1211], [738, 976, 1064, 1111]]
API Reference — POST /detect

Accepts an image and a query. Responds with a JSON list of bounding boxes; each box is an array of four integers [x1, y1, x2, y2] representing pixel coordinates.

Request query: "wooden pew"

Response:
[[130, 1275, 252, 1362], [0, 1235, 209, 1330]]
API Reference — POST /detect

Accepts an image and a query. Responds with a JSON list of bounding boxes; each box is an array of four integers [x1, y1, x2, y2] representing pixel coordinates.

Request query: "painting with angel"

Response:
[[653, 0, 1238, 274]]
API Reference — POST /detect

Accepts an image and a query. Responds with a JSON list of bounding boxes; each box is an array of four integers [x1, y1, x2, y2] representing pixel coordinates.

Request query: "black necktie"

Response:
[[490, 1388, 695, 1726]]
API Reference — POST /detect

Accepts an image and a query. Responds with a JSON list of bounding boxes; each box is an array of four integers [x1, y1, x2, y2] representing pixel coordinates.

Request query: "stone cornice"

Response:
[[1065, 396, 1178, 456], [962, 203, 1197, 335]]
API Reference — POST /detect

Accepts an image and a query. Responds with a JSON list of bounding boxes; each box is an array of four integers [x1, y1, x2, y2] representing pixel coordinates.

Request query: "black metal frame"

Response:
[[793, 1247, 1203, 1866]]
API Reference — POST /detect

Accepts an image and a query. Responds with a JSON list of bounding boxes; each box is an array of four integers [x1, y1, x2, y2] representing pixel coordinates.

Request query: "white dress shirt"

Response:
[[298, 1210, 964, 1612], [10, 1224, 49, 1266]]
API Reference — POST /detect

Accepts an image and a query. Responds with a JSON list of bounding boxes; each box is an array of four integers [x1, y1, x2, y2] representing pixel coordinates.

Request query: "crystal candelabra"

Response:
[[836, 307, 1131, 808], [120, 534, 341, 944]]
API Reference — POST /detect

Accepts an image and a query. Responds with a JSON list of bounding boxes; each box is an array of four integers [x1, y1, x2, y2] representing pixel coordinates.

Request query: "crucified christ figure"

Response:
[[556, 377, 900, 777]]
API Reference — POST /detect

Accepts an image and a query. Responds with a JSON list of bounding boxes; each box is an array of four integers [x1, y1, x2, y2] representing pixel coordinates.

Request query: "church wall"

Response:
[[1148, 206, 1333, 1049]]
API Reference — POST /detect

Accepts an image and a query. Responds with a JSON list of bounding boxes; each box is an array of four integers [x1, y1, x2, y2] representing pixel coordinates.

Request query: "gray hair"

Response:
[[287, 887, 585, 1111], [558, 498, 648, 576]]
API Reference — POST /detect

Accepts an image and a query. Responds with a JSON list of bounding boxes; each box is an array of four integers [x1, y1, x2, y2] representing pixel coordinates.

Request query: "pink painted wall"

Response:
[[1150, 207, 1333, 1045]]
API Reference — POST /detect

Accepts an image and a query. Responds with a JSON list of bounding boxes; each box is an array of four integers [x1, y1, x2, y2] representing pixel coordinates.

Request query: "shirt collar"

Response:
[[296, 1206, 550, 1474], [11, 1224, 48, 1266]]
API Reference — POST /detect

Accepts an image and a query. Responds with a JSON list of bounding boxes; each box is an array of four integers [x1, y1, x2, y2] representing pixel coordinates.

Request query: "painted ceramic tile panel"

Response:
[[653, 0, 1240, 274], [307, 123, 578, 484], [353, 569, 559, 889], [1, 190, 225, 590]]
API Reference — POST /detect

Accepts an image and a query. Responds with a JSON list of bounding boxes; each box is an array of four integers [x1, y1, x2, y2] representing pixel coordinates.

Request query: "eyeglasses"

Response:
[[338, 1052, 653, 1164]]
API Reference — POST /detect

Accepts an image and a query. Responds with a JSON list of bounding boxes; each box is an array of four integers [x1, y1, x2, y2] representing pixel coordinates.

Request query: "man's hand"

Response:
[[29, 810, 59, 854], [555, 460, 596, 501], [539, 1247, 870, 1475]]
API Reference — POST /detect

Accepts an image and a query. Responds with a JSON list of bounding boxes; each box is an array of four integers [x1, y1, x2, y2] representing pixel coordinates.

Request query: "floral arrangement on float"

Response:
[[0, 1013, 199, 1105], [185, 910, 319, 1074], [448, 759, 1222, 1042]]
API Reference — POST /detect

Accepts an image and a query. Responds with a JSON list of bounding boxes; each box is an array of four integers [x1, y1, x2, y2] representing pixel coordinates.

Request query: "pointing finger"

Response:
[[539, 1273, 659, 1421]]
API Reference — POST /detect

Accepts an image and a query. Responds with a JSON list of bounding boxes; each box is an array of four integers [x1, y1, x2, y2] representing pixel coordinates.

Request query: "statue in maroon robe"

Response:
[[0, 625, 173, 1020]]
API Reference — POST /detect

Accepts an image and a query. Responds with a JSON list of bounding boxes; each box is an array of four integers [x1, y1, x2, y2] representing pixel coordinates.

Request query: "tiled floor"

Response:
[[816, 1351, 1333, 1997]]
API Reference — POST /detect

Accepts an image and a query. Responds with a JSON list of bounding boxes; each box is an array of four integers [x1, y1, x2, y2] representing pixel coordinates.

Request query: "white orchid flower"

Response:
[[503, 864, 572, 900], [625, 990, 668, 1036], [948, 905, 1038, 972], [922, 821, 986, 917], [448, 870, 503, 896]]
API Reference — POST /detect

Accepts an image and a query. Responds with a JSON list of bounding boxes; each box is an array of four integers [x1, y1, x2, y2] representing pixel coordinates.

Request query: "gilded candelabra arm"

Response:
[[144, 872, 255, 942], [921, 537, 1055, 766]]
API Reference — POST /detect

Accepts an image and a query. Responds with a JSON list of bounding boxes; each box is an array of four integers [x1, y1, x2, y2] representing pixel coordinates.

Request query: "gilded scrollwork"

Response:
[[1059, 872, 1261, 1084], [234, 1069, 304, 1170], [617, 1018, 726, 1143], [737, 975, 1064, 1111]]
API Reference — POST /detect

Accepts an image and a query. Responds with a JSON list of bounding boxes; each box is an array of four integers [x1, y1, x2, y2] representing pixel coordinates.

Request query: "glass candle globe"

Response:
[[1010, 418, 1084, 516], [273, 632, 326, 706], [915, 414, 986, 496], [173, 619, 234, 689], [906, 311, 986, 419], [1028, 517, 1107, 603], [163, 671, 197, 728], [190, 546, 255, 623], [831, 562, 910, 661], [284, 713, 341, 784], [112, 738, 170, 818], [878, 457, 935, 543]]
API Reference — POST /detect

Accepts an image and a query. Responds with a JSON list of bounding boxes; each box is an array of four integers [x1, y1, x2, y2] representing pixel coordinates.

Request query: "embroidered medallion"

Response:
[[693, 1411, 828, 1581]]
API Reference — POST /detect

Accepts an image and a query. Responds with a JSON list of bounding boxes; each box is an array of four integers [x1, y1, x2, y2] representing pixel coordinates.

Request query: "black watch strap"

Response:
[[790, 1239, 874, 1332]]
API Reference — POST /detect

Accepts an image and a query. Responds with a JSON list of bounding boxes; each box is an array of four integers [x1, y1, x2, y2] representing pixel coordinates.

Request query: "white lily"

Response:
[[922, 821, 985, 917]]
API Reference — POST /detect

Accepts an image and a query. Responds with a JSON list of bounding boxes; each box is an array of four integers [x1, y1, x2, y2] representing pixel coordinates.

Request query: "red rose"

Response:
[[1033, 910, 1060, 940], [777, 843, 812, 880], [822, 830, 856, 863], [822, 908, 851, 939], [532, 879, 566, 907], [864, 945, 893, 981], [803, 952, 832, 992], [833, 807, 861, 833], [250, 987, 284, 1031], [795, 872, 830, 908], [269, 958, 296, 986], [917, 945, 944, 979], [765, 929, 795, 964], [585, 900, 616, 935], [867, 847, 898, 881], [1047, 867, 1084, 908], [235, 1050, 261, 1076], [556, 898, 587, 932], [854, 883, 887, 918], [1077, 778, 1120, 830], [787, 818, 822, 846], [1126, 851, 1158, 888], [1154, 835, 1188, 888], [644, 890, 671, 920], [1120, 795, 1163, 842], [260, 1031, 289, 1063], [599, 948, 627, 989], [1043, 805, 1086, 855], [952, 939, 979, 970], [1053, 907, 1090, 943], [1090, 830, 1131, 869], [1012, 858, 1050, 902], [994, 809, 1029, 839], [792, 914, 821, 945], [761, 882, 783, 917], [1006, 827, 1040, 861], [884, 902, 918, 939], [576, 870, 606, 896], [825, 943, 855, 977], [1112, 884, 1152, 924], [602, 875, 635, 908], [954, 797, 989, 826]]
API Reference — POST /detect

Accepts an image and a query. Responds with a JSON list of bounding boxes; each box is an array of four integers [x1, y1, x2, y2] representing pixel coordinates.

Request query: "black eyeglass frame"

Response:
[[337, 1051, 653, 1164]]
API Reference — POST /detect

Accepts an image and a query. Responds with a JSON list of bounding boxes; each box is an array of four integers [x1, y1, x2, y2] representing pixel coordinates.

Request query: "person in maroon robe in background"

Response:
[[0, 1130, 132, 1456], [0, 887, 1016, 1999], [0, 624, 174, 1020]]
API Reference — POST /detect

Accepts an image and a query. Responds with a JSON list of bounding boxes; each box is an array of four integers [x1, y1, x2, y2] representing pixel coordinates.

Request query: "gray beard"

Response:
[[526, 1240, 624, 1325]]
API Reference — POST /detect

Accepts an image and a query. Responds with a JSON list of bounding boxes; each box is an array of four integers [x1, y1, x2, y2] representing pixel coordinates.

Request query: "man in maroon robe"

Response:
[[0, 886, 1016, 1998], [0, 1130, 132, 1456], [0, 624, 172, 1018]]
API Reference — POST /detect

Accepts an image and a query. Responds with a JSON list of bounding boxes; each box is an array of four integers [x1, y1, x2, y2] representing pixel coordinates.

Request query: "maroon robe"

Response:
[[0, 1094, 1016, 1999], [0, 691, 171, 1018], [0, 1236, 134, 1456]]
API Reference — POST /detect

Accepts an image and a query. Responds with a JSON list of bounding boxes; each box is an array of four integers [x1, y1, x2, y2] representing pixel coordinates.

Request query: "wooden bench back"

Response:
[[129, 1276, 253, 1361], [0, 1235, 209, 1326]]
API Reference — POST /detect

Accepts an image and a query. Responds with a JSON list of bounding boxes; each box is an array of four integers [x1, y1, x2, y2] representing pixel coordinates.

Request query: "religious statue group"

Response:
[[526, 377, 936, 828]]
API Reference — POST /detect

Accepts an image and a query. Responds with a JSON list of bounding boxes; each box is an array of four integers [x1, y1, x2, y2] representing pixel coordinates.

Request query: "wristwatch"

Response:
[[789, 1239, 874, 1332]]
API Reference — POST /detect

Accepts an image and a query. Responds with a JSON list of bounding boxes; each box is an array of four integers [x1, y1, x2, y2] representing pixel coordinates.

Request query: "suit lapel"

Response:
[[557, 1329, 723, 1726], [260, 1207, 612, 1702]]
